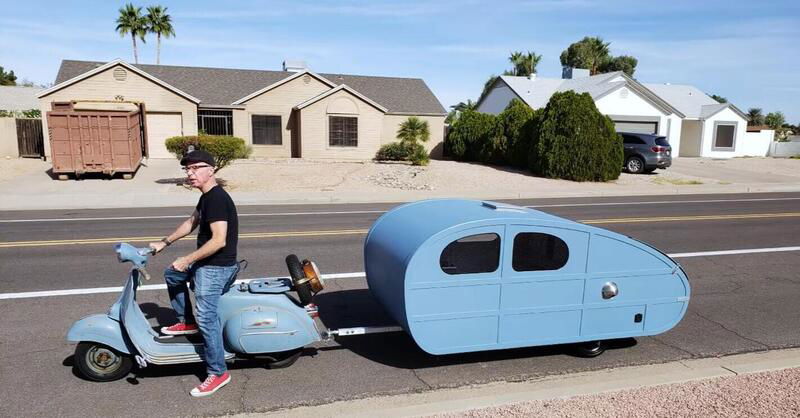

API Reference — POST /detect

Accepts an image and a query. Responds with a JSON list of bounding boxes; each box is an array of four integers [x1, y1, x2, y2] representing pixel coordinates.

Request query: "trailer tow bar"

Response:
[[322, 326, 404, 341]]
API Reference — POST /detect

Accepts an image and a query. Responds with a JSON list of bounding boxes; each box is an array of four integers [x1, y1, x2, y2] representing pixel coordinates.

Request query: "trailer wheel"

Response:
[[572, 340, 605, 358], [263, 348, 303, 369], [74, 342, 133, 382]]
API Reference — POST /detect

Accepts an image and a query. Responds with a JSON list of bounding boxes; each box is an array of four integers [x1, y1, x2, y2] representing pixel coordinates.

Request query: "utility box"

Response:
[[46, 102, 147, 179]]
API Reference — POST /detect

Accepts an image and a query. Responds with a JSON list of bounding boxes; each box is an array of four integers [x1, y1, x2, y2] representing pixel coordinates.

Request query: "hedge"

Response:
[[164, 135, 251, 171]]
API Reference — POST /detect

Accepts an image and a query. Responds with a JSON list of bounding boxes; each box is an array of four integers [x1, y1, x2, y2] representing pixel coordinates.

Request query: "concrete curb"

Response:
[[240, 348, 800, 418]]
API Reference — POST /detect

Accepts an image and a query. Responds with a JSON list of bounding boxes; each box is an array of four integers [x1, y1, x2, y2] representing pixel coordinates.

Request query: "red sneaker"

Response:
[[160, 323, 199, 335], [190, 372, 231, 397]]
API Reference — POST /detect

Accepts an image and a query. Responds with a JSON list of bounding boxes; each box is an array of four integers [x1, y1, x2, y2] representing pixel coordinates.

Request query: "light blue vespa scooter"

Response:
[[67, 243, 325, 382]]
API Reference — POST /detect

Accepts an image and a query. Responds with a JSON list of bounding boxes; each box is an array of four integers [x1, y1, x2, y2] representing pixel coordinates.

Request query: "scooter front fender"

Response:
[[67, 313, 131, 355]]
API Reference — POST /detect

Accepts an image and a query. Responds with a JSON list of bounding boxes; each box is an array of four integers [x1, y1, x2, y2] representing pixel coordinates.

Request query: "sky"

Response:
[[2, 0, 799, 123]]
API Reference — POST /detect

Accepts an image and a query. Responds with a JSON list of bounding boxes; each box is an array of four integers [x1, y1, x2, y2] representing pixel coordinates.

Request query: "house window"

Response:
[[329, 116, 358, 147], [512, 233, 569, 272], [252, 115, 282, 145], [439, 233, 500, 275], [198, 110, 233, 135], [712, 122, 736, 150]]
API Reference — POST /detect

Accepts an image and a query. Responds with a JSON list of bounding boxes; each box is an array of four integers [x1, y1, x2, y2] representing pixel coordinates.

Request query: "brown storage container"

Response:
[[47, 103, 145, 178]]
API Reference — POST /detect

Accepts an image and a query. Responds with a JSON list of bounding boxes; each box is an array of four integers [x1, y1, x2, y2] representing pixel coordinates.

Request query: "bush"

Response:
[[165, 135, 251, 171], [409, 143, 430, 166], [446, 110, 499, 162], [530, 91, 623, 181], [499, 99, 537, 168], [375, 142, 413, 161]]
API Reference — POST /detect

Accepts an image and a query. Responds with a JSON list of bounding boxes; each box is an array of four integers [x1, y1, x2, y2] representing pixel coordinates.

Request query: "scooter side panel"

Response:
[[66, 314, 131, 354]]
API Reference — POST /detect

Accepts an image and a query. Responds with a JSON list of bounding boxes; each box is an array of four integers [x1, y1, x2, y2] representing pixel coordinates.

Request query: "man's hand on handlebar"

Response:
[[149, 241, 168, 254]]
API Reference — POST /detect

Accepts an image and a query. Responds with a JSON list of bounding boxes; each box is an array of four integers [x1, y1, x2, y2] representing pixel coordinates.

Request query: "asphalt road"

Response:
[[1, 192, 799, 416]]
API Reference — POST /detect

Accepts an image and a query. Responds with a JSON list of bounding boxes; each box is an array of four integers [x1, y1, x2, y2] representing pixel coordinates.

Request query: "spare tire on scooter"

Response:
[[286, 254, 313, 305]]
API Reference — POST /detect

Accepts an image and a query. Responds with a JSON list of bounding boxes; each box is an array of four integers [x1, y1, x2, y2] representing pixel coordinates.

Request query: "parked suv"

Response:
[[620, 132, 672, 174]]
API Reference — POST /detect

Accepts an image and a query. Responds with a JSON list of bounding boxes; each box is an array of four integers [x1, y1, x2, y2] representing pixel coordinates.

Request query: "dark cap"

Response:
[[180, 150, 215, 167]]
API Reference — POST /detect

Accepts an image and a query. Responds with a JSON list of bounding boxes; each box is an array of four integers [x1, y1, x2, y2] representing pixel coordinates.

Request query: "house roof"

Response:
[[294, 84, 388, 112], [491, 72, 682, 117], [0, 86, 45, 111], [642, 83, 747, 120], [52, 60, 446, 115]]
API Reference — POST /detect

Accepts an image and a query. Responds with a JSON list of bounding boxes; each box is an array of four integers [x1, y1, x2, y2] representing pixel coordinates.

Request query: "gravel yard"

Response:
[[435, 367, 800, 418]]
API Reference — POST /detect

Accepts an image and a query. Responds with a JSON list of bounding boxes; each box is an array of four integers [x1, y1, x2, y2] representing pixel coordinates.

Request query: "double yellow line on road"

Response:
[[1, 212, 799, 249]]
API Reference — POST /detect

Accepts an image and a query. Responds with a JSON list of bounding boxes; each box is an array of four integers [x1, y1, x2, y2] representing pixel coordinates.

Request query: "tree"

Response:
[[116, 3, 147, 64], [765, 111, 786, 130], [146, 6, 175, 65], [560, 36, 611, 75], [397, 116, 430, 146], [709, 94, 728, 103], [446, 100, 477, 124], [508, 50, 542, 76], [530, 91, 623, 182], [0, 66, 17, 86], [747, 108, 765, 126], [598, 55, 638, 77]]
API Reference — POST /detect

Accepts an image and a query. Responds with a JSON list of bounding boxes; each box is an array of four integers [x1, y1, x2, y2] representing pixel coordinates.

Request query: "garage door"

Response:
[[145, 113, 183, 158], [614, 121, 658, 135]]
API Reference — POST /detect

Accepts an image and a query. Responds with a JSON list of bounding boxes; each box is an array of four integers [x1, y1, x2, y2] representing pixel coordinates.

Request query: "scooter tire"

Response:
[[74, 342, 133, 382], [286, 254, 313, 304], [263, 348, 303, 369]]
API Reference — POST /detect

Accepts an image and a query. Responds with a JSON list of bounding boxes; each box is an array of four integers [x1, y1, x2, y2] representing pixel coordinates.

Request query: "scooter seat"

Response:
[[248, 278, 292, 294]]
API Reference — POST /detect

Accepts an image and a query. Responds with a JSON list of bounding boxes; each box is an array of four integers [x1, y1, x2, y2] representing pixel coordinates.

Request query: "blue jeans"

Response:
[[164, 264, 237, 376]]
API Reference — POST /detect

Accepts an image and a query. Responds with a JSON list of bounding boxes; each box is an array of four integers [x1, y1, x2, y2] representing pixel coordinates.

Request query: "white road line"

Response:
[[2, 246, 799, 301], [0, 211, 386, 223], [2, 197, 800, 223], [668, 246, 800, 258]]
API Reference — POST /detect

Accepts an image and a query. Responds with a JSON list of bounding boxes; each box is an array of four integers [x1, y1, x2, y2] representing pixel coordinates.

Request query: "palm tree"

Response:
[[747, 108, 765, 126], [582, 37, 611, 75], [508, 51, 543, 77], [116, 3, 147, 64], [397, 116, 430, 145], [146, 6, 175, 65], [508, 51, 524, 76]]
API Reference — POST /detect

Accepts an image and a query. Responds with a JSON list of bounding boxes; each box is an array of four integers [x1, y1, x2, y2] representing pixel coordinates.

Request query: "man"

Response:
[[149, 149, 239, 398]]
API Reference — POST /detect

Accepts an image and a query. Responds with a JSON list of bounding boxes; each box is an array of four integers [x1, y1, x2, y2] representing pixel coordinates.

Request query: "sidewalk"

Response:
[[242, 348, 800, 417], [2, 157, 800, 211]]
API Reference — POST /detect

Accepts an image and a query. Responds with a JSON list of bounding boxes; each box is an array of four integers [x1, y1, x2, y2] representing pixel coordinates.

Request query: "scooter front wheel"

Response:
[[75, 342, 133, 382]]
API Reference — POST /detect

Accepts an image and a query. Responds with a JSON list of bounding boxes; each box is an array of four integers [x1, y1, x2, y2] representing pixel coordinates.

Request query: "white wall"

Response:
[[596, 87, 665, 118], [665, 114, 682, 156], [770, 141, 800, 157], [700, 108, 748, 158], [737, 130, 773, 157], [477, 81, 518, 115], [0, 118, 19, 158]]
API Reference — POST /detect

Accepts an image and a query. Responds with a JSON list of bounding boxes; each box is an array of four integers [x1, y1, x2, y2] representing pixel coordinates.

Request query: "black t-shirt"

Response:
[[195, 185, 238, 266]]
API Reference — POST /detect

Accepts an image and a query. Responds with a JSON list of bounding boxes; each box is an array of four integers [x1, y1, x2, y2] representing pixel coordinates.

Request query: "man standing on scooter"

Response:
[[149, 149, 239, 398]]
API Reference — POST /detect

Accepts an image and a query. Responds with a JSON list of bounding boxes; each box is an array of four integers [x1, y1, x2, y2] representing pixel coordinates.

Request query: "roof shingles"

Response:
[[54, 60, 446, 115]]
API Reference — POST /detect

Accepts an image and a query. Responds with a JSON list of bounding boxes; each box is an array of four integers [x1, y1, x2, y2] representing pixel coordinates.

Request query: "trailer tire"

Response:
[[572, 340, 605, 358], [74, 342, 133, 382]]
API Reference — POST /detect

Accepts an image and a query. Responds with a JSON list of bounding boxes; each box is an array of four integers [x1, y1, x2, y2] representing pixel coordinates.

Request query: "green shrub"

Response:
[[499, 99, 537, 168], [409, 143, 430, 166], [530, 91, 623, 181], [446, 110, 499, 162], [375, 142, 413, 161], [165, 135, 251, 172], [478, 120, 506, 164]]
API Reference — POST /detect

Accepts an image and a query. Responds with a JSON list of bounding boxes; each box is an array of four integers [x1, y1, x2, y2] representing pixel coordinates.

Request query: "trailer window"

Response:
[[512, 233, 569, 271], [440, 233, 500, 275]]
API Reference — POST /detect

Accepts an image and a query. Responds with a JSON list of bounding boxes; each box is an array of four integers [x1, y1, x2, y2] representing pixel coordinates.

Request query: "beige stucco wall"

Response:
[[381, 114, 446, 159], [299, 90, 384, 160], [38, 64, 198, 158], [680, 120, 703, 157], [0, 118, 19, 158], [237, 75, 331, 158]]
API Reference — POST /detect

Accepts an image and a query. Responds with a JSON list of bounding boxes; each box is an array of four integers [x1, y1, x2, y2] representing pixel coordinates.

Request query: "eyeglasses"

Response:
[[182, 164, 213, 173]]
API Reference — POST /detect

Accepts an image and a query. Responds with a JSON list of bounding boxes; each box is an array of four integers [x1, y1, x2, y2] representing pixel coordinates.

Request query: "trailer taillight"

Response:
[[305, 303, 319, 318]]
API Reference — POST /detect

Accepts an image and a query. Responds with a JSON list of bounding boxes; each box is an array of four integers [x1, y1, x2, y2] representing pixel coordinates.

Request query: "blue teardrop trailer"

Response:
[[363, 199, 690, 355]]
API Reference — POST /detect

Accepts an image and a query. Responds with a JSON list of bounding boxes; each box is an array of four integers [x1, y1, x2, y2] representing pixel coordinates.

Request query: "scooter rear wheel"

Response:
[[263, 348, 303, 369], [75, 342, 133, 382], [571, 340, 606, 358]]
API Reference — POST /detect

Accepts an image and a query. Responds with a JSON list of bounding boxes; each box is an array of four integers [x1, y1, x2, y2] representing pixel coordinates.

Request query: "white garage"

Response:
[[145, 113, 183, 158], [613, 120, 658, 135]]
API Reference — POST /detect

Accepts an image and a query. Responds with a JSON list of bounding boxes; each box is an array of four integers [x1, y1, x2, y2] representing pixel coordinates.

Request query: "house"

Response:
[[477, 69, 769, 158], [0, 86, 44, 112], [37, 59, 446, 160]]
